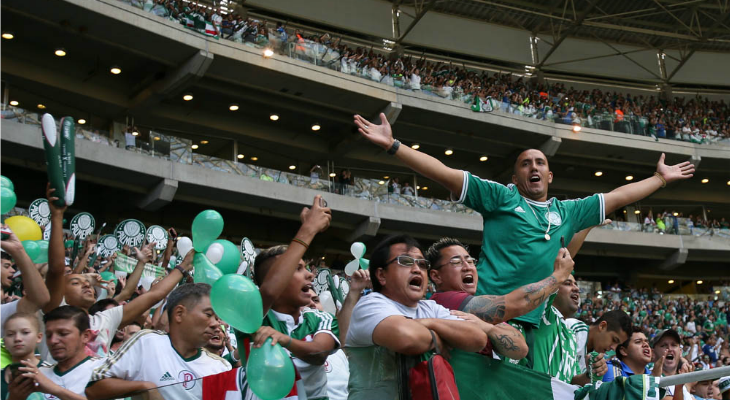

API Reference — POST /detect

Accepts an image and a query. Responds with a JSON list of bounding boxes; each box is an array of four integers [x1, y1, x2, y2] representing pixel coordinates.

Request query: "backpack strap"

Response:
[[429, 330, 440, 355]]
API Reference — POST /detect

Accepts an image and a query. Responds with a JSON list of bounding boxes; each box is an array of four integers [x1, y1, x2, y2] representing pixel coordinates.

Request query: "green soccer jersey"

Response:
[[532, 299, 581, 383], [456, 171, 605, 326]]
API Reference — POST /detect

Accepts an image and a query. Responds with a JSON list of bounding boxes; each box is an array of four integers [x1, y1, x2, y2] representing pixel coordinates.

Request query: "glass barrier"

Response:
[[3, 104, 729, 241]]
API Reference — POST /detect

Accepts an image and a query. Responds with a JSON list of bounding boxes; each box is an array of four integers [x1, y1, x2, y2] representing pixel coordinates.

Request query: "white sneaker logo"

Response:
[[514, 206, 525, 213]]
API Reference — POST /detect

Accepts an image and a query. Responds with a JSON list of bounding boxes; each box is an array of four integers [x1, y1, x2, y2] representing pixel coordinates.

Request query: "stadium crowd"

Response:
[[118, 0, 730, 145]]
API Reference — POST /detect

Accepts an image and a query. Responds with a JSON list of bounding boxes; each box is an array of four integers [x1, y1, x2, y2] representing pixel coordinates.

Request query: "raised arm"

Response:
[[0, 226, 50, 314], [336, 269, 370, 344], [160, 228, 176, 269], [118, 250, 193, 327], [354, 114, 464, 195], [604, 153, 694, 215], [259, 195, 331, 315], [114, 243, 154, 303], [462, 247, 574, 324], [44, 184, 68, 313]]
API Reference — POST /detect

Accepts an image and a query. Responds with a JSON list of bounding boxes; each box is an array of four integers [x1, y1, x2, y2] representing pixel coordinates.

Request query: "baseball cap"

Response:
[[650, 329, 681, 348], [719, 376, 730, 394]]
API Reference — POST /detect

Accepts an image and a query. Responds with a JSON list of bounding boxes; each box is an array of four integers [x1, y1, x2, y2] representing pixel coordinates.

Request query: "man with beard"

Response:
[[603, 327, 653, 382], [354, 113, 694, 332], [651, 329, 696, 400], [205, 321, 239, 368]]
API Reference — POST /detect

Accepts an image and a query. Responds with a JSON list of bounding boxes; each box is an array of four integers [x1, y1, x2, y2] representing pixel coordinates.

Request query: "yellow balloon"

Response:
[[5, 216, 42, 242]]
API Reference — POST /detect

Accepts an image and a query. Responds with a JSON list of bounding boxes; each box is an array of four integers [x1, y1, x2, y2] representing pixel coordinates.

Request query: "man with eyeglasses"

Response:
[[354, 113, 694, 332], [345, 234, 488, 400], [426, 237, 574, 360]]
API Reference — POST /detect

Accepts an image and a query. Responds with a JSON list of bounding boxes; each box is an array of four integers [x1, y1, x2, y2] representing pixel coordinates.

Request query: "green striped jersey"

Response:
[[566, 318, 590, 374]]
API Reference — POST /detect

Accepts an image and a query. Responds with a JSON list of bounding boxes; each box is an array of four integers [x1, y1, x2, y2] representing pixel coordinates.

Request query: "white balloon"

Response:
[[319, 291, 337, 314], [344, 259, 360, 276], [206, 243, 225, 264], [140, 277, 155, 291], [177, 236, 194, 259], [350, 242, 366, 259], [236, 260, 248, 275]]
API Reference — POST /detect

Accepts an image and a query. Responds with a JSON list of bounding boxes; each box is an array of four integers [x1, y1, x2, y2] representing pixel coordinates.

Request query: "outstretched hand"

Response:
[[354, 113, 394, 150], [656, 153, 694, 184]]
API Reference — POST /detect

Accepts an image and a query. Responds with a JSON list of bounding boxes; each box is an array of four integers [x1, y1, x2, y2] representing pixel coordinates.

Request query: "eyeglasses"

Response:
[[387, 255, 430, 270], [434, 256, 476, 270]]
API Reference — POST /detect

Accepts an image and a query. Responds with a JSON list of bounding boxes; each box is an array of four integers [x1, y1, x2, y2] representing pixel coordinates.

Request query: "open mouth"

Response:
[[665, 352, 675, 362], [409, 275, 424, 291], [642, 349, 651, 358], [301, 283, 313, 293], [210, 334, 221, 341], [570, 293, 580, 304], [529, 175, 541, 183], [462, 274, 475, 286]]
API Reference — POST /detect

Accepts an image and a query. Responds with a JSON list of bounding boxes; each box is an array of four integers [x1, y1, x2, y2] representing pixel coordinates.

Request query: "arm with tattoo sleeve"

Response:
[[462, 248, 574, 324]]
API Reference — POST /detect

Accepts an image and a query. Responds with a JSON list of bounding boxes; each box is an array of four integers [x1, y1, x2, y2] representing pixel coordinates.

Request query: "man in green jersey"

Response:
[[245, 195, 337, 400], [354, 113, 694, 328]]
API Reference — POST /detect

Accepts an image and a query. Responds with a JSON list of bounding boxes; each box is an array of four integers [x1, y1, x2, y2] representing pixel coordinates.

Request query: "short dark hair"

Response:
[[616, 326, 645, 361], [1, 252, 13, 261], [166, 283, 211, 320], [88, 299, 119, 316], [513, 148, 548, 175], [594, 310, 632, 337], [253, 245, 288, 286], [43, 305, 90, 333], [369, 234, 422, 293], [425, 238, 468, 271]]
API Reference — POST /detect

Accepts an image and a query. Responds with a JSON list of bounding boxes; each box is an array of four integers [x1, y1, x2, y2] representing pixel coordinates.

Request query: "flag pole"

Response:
[[658, 366, 730, 387]]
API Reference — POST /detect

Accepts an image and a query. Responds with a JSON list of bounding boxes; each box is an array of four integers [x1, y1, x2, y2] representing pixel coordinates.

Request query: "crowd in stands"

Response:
[[641, 211, 730, 235], [119, 0, 730, 146]]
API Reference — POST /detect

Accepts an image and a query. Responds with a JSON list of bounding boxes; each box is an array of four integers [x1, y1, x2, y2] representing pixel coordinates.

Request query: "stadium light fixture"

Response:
[[183, 93, 194, 101], [716, 290, 721, 294], [329, 172, 336, 177], [200, 140, 209, 145], [191, 144, 199, 149], [77, 119, 86, 125], [668, 280, 674, 284], [411, 143, 420, 150], [250, 157, 258, 161], [378, 180, 385, 185], [55, 48, 67, 57], [263, 48, 274, 58], [383, 176, 389, 179], [311, 124, 321, 131], [727, 181, 730, 186], [696, 280, 703, 285], [572, 124, 581, 133], [110, 66, 122, 75], [153, 136, 161, 141], [237, 154, 244, 159], [701, 178, 709, 184], [229, 104, 239, 111], [479, 156, 488, 162], [444, 149, 453, 156], [37, 104, 46, 109], [2, 32, 14, 40], [625, 175, 634, 181], [289, 165, 296, 170], [634, 210, 640, 214], [416, 186, 420, 190], [9, 101, 18, 106], [673, 212, 679, 216], [422, 186, 428, 190], [594, 171, 603, 177], [269, 114, 279, 121]]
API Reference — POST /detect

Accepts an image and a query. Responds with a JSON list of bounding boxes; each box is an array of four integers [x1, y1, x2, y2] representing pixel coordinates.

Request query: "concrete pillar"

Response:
[[138, 178, 178, 211]]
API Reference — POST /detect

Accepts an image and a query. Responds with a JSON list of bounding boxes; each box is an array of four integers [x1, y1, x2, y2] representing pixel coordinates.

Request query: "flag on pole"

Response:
[[471, 96, 495, 113]]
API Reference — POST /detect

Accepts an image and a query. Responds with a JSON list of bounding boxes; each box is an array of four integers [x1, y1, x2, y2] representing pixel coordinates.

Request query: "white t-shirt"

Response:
[[41, 305, 124, 362], [346, 292, 458, 400], [124, 132, 136, 147], [566, 317, 590, 374], [685, 321, 696, 333], [324, 349, 349, 400], [0, 300, 19, 336], [664, 382, 695, 399], [40, 356, 105, 398], [89, 330, 231, 400]]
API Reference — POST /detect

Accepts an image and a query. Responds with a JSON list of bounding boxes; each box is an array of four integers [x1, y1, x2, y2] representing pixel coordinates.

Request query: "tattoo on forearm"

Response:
[[493, 333, 520, 353], [463, 295, 506, 324], [521, 275, 558, 308]]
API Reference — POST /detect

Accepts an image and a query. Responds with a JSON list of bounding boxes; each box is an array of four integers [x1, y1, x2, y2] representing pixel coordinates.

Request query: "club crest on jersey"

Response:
[[546, 211, 562, 226], [179, 370, 197, 390]]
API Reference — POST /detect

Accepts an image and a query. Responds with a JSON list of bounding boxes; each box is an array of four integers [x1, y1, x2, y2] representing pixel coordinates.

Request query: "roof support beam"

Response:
[[665, 7, 730, 82], [395, 0, 438, 44], [537, 0, 599, 69]]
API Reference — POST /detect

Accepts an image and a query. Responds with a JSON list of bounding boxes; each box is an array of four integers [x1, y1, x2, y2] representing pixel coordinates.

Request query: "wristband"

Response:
[[653, 172, 667, 188], [291, 238, 309, 249], [283, 336, 293, 349], [386, 139, 401, 155], [174, 265, 190, 279]]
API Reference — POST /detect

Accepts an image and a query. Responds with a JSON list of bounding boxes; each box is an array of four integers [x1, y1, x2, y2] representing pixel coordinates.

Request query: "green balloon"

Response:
[[192, 210, 224, 252], [100, 271, 117, 284], [211, 274, 262, 333], [193, 252, 223, 285], [22, 240, 41, 262], [0, 176, 14, 191], [34, 240, 49, 263], [247, 338, 295, 400], [359, 258, 370, 270], [1, 187, 17, 214], [208, 239, 240, 275]]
